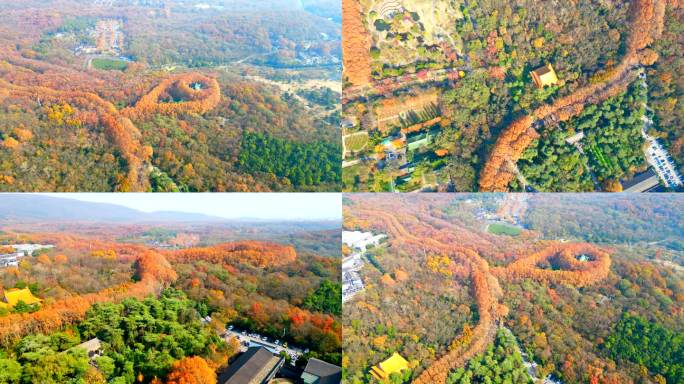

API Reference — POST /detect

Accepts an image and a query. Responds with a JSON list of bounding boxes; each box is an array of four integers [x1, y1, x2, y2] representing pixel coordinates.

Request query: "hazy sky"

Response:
[[44, 193, 341, 220]]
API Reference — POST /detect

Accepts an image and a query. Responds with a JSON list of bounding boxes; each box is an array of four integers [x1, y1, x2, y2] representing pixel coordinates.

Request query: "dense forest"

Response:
[[0, 211, 342, 383], [516, 82, 648, 191], [343, 193, 683, 384], [0, 0, 341, 192], [0, 290, 229, 384], [446, 329, 532, 384], [343, 0, 682, 192]]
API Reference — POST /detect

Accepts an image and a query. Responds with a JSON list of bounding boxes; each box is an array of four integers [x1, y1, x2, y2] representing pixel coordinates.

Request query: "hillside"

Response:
[[0, 0, 341, 192], [342, 193, 683, 384]]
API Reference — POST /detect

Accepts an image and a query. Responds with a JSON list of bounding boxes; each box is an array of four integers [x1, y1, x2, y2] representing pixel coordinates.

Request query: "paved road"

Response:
[[222, 328, 305, 364]]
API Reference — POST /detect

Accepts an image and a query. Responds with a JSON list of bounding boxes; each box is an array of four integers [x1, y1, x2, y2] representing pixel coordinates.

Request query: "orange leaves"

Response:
[[639, 48, 659, 66], [0, 77, 147, 191], [342, 0, 371, 86], [36, 254, 51, 265], [373, 335, 387, 348], [122, 73, 221, 120], [166, 356, 216, 384], [479, 0, 665, 192], [492, 243, 611, 287], [12, 126, 33, 142], [54, 254, 68, 264], [380, 274, 396, 285], [141, 145, 154, 160], [1, 137, 20, 150], [289, 307, 307, 327], [478, 116, 537, 191], [135, 250, 178, 284], [394, 269, 409, 282], [0, 243, 176, 346]]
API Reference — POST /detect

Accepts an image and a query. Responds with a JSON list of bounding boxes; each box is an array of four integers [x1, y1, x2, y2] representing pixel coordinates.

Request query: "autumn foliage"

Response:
[[342, 0, 372, 86], [345, 195, 613, 381], [0, 237, 177, 346], [122, 73, 221, 120], [0, 50, 220, 192], [167, 241, 297, 268], [492, 243, 611, 287], [479, 0, 667, 191], [165, 356, 216, 384]]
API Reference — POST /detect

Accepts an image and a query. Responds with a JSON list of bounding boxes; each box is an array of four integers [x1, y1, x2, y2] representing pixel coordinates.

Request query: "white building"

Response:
[[342, 231, 386, 251], [342, 231, 386, 302]]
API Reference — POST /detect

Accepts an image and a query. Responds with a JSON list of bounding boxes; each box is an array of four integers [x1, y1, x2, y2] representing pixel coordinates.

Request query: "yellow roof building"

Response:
[[531, 64, 559, 88], [0, 288, 42, 309], [370, 352, 409, 381]]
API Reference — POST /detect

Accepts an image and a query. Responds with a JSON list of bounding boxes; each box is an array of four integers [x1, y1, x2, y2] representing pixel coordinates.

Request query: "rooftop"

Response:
[[1, 288, 42, 308], [531, 64, 559, 88], [218, 346, 284, 384], [370, 352, 409, 381], [301, 358, 342, 384], [622, 169, 660, 192]]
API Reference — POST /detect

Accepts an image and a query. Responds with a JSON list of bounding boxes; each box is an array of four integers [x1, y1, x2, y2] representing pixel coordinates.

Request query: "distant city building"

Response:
[[0, 288, 42, 310], [621, 169, 661, 192], [1, 244, 54, 268], [531, 64, 559, 88], [217, 346, 284, 384], [370, 353, 409, 381], [301, 358, 342, 384], [0, 251, 22, 267]]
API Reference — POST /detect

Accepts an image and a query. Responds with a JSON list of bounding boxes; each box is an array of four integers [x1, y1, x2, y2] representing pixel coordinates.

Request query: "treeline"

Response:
[[171, 244, 341, 365], [0, 238, 177, 346], [167, 241, 297, 268], [237, 131, 341, 189], [605, 314, 683, 384]]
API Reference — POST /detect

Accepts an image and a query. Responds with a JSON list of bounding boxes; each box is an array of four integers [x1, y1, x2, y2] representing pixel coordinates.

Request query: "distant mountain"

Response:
[[0, 195, 224, 223], [301, 0, 341, 22]]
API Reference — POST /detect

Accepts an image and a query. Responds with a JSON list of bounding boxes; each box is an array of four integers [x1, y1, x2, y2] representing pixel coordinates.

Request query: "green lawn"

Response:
[[92, 58, 128, 71], [487, 223, 522, 236], [344, 132, 369, 152]]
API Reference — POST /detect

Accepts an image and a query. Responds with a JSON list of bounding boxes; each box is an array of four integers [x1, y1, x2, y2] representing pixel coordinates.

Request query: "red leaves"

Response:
[[168, 241, 297, 268]]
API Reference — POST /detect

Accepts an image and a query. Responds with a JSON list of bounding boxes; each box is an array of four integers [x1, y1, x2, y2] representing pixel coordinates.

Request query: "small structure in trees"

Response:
[[531, 64, 559, 88], [370, 352, 409, 381]]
